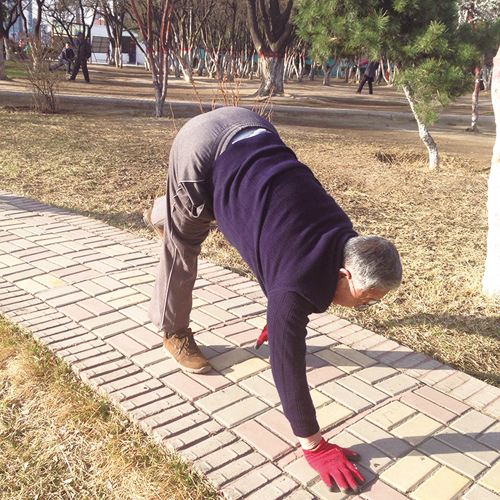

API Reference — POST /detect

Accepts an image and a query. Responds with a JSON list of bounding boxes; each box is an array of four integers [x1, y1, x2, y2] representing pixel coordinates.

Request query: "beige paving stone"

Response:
[[392, 414, 443, 445], [380, 451, 440, 493], [375, 373, 419, 396], [366, 401, 418, 430], [316, 402, 353, 430], [210, 348, 253, 372], [315, 348, 360, 373], [333, 344, 376, 367], [410, 466, 471, 500], [16, 278, 48, 293], [479, 462, 500, 494], [354, 365, 399, 384], [310, 388, 331, 408], [107, 293, 149, 309], [221, 356, 269, 382], [463, 484, 500, 500], [213, 396, 268, 428], [450, 410, 496, 438], [33, 273, 66, 288], [196, 385, 250, 414]]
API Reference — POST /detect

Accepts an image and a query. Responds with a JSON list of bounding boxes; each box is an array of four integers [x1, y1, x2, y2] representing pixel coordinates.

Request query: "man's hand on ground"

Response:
[[303, 439, 364, 493]]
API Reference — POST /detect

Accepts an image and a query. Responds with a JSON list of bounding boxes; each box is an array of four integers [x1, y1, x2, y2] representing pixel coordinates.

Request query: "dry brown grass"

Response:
[[0, 316, 220, 500], [0, 107, 498, 385]]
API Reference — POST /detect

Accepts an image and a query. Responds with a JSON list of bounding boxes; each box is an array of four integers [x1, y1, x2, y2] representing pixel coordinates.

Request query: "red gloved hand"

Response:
[[303, 439, 365, 492], [255, 324, 268, 349]]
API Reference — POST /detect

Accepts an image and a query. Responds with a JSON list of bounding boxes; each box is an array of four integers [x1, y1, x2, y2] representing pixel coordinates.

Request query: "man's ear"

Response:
[[338, 267, 351, 280]]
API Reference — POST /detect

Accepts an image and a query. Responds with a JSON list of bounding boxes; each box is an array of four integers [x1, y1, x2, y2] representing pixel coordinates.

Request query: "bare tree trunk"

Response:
[[483, 46, 500, 297], [468, 66, 481, 132], [322, 61, 331, 86], [0, 37, 6, 80], [257, 54, 284, 96], [403, 84, 439, 170]]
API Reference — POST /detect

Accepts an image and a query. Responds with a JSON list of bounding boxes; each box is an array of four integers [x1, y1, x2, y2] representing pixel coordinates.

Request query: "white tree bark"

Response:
[[483, 45, 500, 296], [403, 84, 440, 170]]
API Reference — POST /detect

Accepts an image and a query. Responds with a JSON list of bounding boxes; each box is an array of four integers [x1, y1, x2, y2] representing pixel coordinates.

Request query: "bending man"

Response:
[[145, 106, 402, 493]]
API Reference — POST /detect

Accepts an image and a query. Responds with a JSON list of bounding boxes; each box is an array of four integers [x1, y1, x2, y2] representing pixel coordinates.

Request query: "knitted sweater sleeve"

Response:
[[267, 289, 320, 437]]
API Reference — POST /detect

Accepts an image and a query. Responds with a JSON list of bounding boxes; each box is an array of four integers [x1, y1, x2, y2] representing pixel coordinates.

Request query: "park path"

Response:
[[0, 190, 499, 500]]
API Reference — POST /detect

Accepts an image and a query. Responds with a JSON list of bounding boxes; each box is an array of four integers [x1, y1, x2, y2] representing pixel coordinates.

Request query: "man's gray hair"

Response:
[[344, 236, 402, 291]]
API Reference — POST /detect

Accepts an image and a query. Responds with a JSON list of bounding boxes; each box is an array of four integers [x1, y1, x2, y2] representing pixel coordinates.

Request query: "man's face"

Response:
[[332, 268, 388, 310]]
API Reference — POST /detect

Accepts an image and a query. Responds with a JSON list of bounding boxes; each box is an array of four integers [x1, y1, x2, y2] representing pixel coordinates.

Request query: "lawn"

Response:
[[0, 105, 498, 385], [0, 316, 219, 499]]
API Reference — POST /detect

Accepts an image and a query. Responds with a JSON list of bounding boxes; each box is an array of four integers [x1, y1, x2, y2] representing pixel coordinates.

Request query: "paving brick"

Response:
[[86, 364, 142, 389], [484, 398, 500, 419], [119, 304, 151, 325], [230, 302, 267, 317], [309, 479, 348, 500], [107, 333, 148, 357], [418, 437, 486, 479], [350, 333, 386, 352], [448, 376, 488, 401], [75, 280, 109, 296], [92, 318, 140, 339], [126, 326, 162, 349], [108, 377, 163, 404], [319, 381, 372, 413], [187, 370, 232, 392], [145, 357, 179, 378], [317, 318, 350, 335], [375, 373, 419, 396], [182, 430, 238, 461], [57, 341, 112, 364], [213, 396, 269, 428], [450, 410, 496, 438], [392, 414, 443, 446], [310, 388, 331, 408], [195, 440, 253, 474], [152, 409, 211, 441], [400, 392, 457, 424], [411, 466, 471, 500], [256, 408, 298, 446], [477, 420, 500, 451], [285, 455, 319, 486], [435, 429, 498, 466], [243, 475, 298, 500], [80, 311, 126, 330], [140, 401, 197, 431], [221, 357, 268, 382], [234, 419, 292, 460], [166, 419, 223, 452], [121, 389, 179, 416], [337, 376, 389, 405], [78, 297, 115, 316], [315, 348, 361, 373], [206, 451, 266, 488], [380, 451, 439, 493], [415, 386, 469, 415], [195, 385, 250, 414], [162, 371, 210, 401], [307, 364, 345, 387], [108, 293, 149, 309], [316, 402, 353, 430], [226, 328, 261, 347], [355, 364, 399, 384], [199, 304, 237, 322], [222, 462, 282, 498], [73, 354, 129, 377], [360, 479, 409, 500], [466, 386, 499, 410], [99, 370, 151, 395], [210, 348, 253, 372], [366, 401, 417, 431], [349, 419, 412, 459], [463, 484, 500, 500], [58, 303, 95, 322], [433, 371, 474, 394]]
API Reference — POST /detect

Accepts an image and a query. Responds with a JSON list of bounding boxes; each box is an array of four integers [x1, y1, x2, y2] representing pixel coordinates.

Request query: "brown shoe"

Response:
[[143, 206, 164, 240], [163, 329, 211, 374]]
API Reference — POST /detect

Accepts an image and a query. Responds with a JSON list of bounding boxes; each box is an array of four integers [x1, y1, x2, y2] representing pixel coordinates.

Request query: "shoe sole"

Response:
[[162, 345, 211, 374], [143, 207, 164, 240]]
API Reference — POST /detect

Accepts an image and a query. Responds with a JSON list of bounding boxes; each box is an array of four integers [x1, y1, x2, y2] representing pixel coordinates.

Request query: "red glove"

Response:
[[303, 439, 364, 492], [255, 324, 268, 349]]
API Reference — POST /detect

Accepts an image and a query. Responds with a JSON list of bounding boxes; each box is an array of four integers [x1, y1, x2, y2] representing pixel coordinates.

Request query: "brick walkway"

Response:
[[0, 190, 498, 500]]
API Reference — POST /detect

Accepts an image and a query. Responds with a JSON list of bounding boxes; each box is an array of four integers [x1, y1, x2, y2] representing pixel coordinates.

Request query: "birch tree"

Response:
[[246, 0, 294, 96], [128, 0, 176, 117], [483, 45, 500, 297]]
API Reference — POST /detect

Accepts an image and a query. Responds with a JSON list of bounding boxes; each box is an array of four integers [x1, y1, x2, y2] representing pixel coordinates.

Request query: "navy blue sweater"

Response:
[[212, 132, 357, 437]]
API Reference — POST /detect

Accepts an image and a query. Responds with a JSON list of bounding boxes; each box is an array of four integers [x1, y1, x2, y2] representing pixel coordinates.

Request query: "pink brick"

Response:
[[59, 303, 95, 322], [361, 479, 409, 499], [204, 284, 238, 299], [307, 365, 344, 387], [317, 318, 350, 334], [241, 375, 281, 406], [230, 302, 267, 317], [152, 410, 211, 441], [182, 429, 238, 461], [120, 386, 175, 413], [140, 401, 197, 431], [244, 475, 298, 500], [187, 371, 232, 392], [199, 304, 236, 322], [132, 347, 167, 368], [415, 386, 469, 415], [127, 326, 162, 349], [212, 321, 254, 337], [190, 308, 221, 328], [72, 352, 127, 375], [222, 462, 282, 498], [109, 377, 163, 404], [193, 288, 223, 303], [226, 328, 260, 347], [401, 392, 456, 424], [257, 408, 299, 446], [92, 318, 140, 339], [167, 419, 223, 452], [234, 420, 292, 460], [78, 297, 114, 316], [107, 333, 148, 357], [162, 371, 210, 401], [145, 358, 179, 378], [205, 450, 266, 487], [99, 371, 151, 395]]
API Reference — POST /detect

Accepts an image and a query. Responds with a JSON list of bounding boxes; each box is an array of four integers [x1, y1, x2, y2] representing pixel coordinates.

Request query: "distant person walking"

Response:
[[69, 32, 91, 83], [357, 60, 379, 95], [50, 42, 75, 74]]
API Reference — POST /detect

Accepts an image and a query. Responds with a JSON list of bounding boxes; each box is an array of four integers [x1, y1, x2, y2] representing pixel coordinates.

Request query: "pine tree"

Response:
[[294, 0, 477, 169]]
